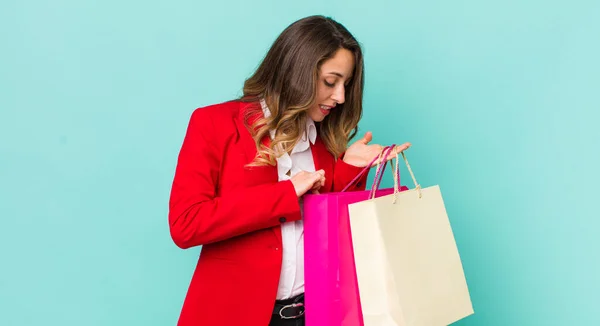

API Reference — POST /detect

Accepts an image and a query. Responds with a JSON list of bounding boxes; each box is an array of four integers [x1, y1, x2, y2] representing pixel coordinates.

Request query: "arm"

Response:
[[332, 131, 412, 193], [332, 155, 370, 192], [168, 109, 301, 249]]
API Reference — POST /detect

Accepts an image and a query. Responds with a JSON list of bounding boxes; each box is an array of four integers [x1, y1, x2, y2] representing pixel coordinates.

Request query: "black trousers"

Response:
[[268, 315, 305, 326], [269, 293, 305, 326]]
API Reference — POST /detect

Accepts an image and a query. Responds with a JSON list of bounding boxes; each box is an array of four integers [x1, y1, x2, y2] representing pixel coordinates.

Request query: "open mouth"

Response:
[[319, 104, 334, 115]]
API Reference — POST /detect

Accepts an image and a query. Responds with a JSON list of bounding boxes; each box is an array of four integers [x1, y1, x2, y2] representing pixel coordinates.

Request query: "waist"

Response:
[[273, 292, 305, 319]]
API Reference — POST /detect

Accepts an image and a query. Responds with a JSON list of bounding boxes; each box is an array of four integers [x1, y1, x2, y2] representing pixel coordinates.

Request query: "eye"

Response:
[[324, 80, 335, 87]]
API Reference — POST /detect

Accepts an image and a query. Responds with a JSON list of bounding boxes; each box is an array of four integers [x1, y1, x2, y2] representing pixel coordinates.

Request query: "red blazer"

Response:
[[168, 100, 368, 326]]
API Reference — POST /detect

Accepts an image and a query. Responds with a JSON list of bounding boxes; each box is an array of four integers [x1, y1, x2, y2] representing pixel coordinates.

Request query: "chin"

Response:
[[307, 112, 321, 122], [311, 115, 326, 123], [308, 109, 327, 122]]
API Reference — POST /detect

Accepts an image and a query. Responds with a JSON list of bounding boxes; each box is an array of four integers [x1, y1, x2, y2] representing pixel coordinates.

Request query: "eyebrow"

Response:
[[326, 72, 345, 78]]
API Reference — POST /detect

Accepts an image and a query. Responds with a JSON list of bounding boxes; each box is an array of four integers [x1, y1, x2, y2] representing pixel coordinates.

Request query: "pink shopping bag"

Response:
[[303, 146, 408, 326]]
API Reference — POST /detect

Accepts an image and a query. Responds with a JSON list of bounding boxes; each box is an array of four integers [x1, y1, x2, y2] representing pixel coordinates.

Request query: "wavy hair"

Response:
[[241, 15, 364, 166]]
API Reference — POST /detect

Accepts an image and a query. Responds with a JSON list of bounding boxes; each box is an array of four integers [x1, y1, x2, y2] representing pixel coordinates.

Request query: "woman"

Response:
[[168, 15, 410, 326]]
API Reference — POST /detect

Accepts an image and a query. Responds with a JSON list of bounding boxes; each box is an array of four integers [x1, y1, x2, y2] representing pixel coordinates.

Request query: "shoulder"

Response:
[[184, 99, 262, 149], [190, 100, 242, 123], [186, 100, 249, 132], [190, 99, 263, 133], [192, 98, 261, 121]]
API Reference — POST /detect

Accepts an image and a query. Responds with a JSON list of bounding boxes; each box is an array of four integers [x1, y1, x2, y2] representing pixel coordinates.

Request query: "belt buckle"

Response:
[[278, 302, 304, 319]]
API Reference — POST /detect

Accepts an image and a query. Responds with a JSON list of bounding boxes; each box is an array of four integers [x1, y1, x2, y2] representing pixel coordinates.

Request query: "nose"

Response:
[[331, 84, 345, 104]]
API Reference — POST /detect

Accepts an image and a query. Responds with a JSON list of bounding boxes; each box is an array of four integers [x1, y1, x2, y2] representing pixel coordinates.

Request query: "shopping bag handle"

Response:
[[339, 144, 422, 200], [340, 145, 399, 193], [368, 145, 399, 198], [390, 150, 422, 200]]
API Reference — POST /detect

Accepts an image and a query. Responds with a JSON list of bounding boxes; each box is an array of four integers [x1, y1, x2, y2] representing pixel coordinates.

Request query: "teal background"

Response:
[[1, 0, 598, 325]]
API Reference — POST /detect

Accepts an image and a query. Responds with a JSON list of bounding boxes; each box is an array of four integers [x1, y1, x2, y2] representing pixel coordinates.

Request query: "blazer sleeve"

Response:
[[168, 108, 301, 249], [332, 155, 370, 193]]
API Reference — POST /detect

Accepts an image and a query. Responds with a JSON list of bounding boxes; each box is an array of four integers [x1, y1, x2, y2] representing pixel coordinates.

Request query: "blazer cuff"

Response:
[[335, 158, 369, 191], [277, 180, 302, 223]]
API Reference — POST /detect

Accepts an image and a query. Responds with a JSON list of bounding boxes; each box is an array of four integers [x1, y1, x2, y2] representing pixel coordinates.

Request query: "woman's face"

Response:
[[308, 48, 355, 122]]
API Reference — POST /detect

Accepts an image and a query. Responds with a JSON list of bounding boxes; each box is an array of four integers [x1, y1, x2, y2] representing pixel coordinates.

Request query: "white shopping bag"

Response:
[[348, 152, 474, 326]]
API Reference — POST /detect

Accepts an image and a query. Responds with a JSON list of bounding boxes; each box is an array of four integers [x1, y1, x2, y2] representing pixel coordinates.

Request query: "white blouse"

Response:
[[260, 98, 316, 300]]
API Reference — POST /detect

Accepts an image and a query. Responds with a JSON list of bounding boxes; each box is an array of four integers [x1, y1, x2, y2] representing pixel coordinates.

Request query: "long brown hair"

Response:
[[241, 15, 364, 166]]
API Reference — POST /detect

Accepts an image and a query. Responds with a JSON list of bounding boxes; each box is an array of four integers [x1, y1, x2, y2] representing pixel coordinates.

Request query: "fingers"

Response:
[[312, 169, 325, 183], [311, 170, 326, 194], [367, 144, 385, 167], [397, 142, 412, 152], [292, 170, 326, 197], [310, 170, 325, 192], [385, 142, 412, 162], [370, 142, 412, 166], [316, 170, 325, 188], [394, 142, 412, 154], [360, 131, 373, 145]]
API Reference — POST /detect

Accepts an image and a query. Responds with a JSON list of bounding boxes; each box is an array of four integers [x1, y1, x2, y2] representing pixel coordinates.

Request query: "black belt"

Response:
[[273, 293, 305, 319]]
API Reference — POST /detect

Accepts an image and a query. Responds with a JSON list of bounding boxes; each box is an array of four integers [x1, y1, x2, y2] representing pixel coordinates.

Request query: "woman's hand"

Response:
[[342, 131, 411, 167], [291, 170, 326, 197]]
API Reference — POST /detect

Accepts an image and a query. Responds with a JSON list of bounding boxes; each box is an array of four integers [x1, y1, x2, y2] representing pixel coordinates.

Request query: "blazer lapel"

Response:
[[234, 102, 336, 244], [235, 102, 283, 244], [234, 102, 278, 182]]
